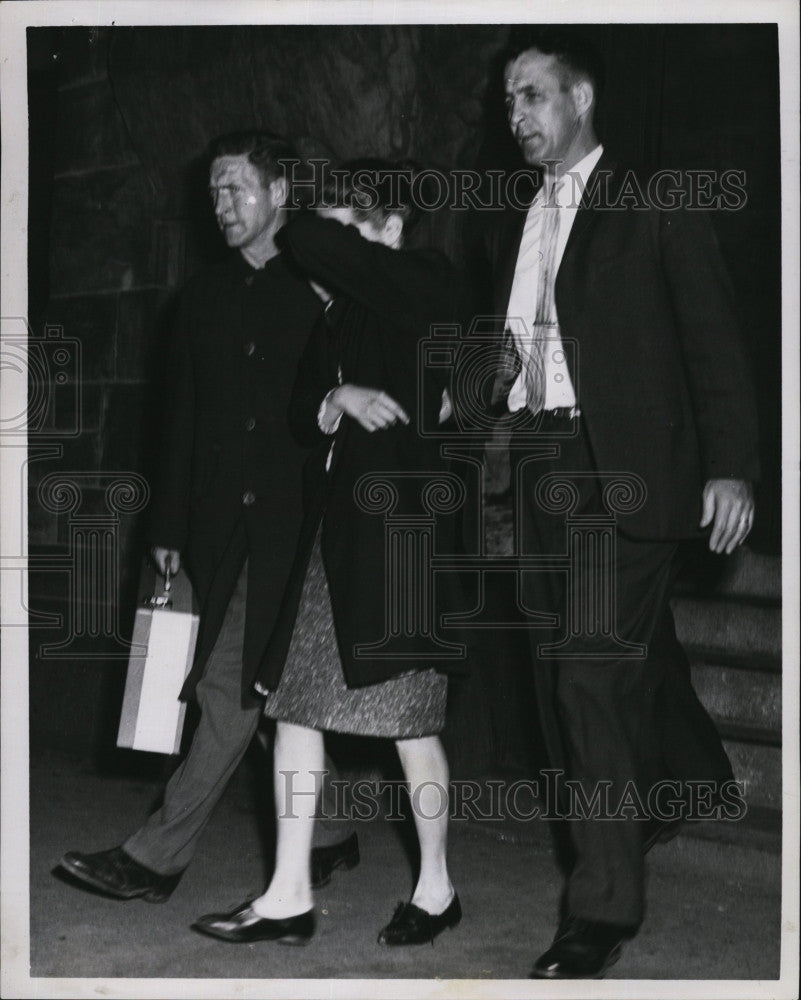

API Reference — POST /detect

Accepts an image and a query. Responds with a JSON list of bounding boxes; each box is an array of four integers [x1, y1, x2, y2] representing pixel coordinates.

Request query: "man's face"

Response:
[[208, 155, 280, 250], [505, 49, 582, 168]]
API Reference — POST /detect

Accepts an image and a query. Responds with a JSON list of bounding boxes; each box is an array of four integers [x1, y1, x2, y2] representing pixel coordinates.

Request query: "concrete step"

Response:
[[687, 650, 781, 815], [671, 596, 781, 659], [690, 658, 781, 733], [723, 740, 782, 810], [676, 545, 781, 602], [679, 803, 781, 854], [713, 549, 780, 601], [716, 721, 780, 747]]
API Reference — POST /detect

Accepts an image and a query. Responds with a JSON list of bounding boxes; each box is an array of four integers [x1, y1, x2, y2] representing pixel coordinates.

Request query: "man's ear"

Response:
[[382, 213, 404, 248], [571, 79, 595, 120], [270, 176, 289, 209]]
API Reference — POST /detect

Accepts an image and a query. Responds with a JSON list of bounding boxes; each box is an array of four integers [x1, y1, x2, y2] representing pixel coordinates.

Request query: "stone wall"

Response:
[[26, 24, 510, 764], [26, 24, 781, 767]]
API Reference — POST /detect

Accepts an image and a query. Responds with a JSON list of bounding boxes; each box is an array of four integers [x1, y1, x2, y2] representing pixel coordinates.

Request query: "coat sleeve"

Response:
[[146, 287, 196, 551], [287, 315, 339, 447], [278, 214, 452, 335], [658, 207, 761, 483]]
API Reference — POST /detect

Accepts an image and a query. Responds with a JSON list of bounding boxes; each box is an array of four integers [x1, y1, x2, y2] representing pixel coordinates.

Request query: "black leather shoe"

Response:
[[377, 894, 462, 946], [530, 918, 631, 979], [311, 832, 360, 889], [192, 901, 315, 945], [57, 846, 183, 902]]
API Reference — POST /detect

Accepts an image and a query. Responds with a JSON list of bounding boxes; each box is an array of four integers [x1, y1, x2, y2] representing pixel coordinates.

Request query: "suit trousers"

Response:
[[123, 563, 354, 875], [123, 565, 262, 874], [515, 413, 731, 928]]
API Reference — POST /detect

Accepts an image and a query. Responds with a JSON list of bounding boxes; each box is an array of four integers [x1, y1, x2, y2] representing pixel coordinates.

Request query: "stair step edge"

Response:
[[716, 719, 781, 747], [686, 647, 782, 673]]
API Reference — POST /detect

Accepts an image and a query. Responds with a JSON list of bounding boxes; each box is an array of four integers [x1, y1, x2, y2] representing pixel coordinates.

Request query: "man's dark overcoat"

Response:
[[148, 251, 322, 707]]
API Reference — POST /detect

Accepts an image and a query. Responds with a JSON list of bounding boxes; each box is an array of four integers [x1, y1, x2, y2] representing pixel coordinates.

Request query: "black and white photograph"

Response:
[[1, 1, 798, 997]]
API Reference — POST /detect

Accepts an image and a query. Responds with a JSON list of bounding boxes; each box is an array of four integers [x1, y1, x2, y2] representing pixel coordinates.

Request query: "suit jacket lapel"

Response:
[[493, 153, 617, 314], [560, 152, 617, 268]]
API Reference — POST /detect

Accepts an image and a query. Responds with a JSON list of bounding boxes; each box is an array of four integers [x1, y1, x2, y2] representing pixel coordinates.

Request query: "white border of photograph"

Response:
[[2, 2, 798, 998]]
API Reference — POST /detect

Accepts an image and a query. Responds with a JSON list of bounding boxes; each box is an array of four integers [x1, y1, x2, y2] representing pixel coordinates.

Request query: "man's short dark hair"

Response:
[[206, 130, 296, 189], [505, 26, 605, 99]]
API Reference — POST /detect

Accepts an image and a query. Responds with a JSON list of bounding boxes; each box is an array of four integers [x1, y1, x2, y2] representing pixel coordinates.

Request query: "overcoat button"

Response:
[[244, 417, 256, 432], [242, 490, 256, 506], [243, 341, 256, 357]]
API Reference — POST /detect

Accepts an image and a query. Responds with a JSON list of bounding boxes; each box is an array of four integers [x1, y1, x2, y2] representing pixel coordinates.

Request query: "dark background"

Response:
[[26, 24, 781, 775]]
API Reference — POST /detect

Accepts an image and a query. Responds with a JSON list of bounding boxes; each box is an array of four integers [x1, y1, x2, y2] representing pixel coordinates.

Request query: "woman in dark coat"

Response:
[[194, 161, 465, 947]]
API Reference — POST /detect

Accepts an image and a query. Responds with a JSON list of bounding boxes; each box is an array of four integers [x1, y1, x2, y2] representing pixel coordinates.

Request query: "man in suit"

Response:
[[58, 131, 358, 904], [481, 30, 759, 977]]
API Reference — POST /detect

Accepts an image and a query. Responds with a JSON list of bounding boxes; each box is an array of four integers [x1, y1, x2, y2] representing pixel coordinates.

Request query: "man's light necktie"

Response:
[[525, 178, 562, 415]]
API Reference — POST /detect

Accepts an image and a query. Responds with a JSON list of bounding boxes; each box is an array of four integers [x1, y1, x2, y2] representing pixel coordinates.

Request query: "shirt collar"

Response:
[[555, 144, 604, 206], [537, 144, 604, 207]]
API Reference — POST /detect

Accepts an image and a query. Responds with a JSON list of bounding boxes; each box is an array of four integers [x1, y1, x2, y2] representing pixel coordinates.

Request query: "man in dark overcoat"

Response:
[[58, 131, 354, 901], [476, 29, 760, 977]]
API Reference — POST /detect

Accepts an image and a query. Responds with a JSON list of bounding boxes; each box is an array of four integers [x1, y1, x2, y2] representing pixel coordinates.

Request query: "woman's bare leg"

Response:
[[395, 735, 455, 914], [251, 721, 324, 918]]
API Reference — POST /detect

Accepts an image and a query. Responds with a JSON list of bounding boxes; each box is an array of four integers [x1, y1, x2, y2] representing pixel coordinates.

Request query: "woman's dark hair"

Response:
[[505, 26, 605, 99], [317, 157, 430, 237], [206, 130, 297, 189]]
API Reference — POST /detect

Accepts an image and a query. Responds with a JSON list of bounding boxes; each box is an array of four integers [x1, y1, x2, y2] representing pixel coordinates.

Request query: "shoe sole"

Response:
[[57, 859, 174, 903]]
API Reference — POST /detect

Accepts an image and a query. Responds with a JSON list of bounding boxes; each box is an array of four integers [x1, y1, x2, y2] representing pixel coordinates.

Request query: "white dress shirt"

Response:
[[506, 144, 604, 413]]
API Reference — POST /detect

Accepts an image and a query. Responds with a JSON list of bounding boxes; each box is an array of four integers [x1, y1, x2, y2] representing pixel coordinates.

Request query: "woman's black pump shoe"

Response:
[[192, 900, 315, 945]]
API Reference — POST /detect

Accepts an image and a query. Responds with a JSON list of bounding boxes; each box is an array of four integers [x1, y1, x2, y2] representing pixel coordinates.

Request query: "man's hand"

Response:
[[700, 479, 754, 555], [329, 384, 409, 433], [151, 546, 181, 577]]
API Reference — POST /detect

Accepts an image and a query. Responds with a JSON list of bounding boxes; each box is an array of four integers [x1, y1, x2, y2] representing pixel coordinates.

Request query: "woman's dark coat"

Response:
[[256, 215, 467, 691]]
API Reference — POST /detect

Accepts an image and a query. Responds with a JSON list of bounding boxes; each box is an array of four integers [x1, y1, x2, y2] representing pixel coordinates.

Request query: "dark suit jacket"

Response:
[[482, 153, 760, 540], [256, 215, 466, 690], [148, 251, 322, 706]]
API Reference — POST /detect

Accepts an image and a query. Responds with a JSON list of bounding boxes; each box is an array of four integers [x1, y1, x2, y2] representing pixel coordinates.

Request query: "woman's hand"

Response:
[[329, 384, 410, 432]]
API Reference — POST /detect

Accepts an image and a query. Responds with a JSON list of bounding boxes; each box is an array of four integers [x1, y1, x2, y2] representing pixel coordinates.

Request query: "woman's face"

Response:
[[317, 206, 400, 248]]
